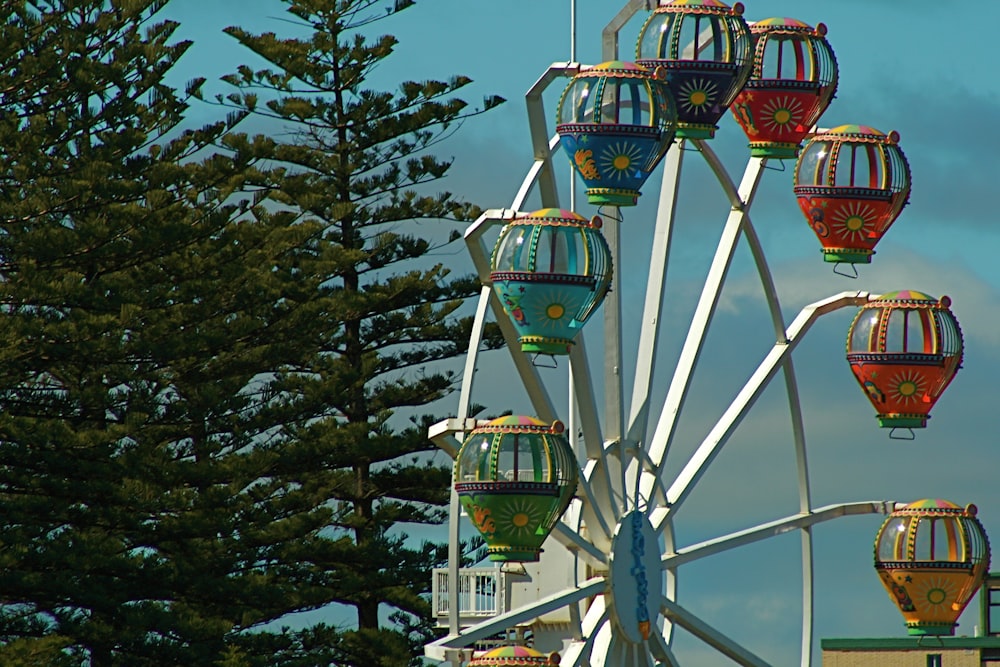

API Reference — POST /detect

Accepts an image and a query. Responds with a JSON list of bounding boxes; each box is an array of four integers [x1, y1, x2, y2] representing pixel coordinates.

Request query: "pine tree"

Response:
[[0, 1, 394, 665], [220, 0, 503, 663]]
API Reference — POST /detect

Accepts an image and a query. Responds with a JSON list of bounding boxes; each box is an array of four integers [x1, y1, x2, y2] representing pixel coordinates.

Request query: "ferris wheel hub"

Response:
[[608, 510, 664, 645]]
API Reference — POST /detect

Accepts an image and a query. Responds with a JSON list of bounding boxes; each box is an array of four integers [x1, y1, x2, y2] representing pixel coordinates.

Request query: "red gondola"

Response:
[[730, 18, 837, 159], [794, 125, 911, 265], [847, 291, 963, 431]]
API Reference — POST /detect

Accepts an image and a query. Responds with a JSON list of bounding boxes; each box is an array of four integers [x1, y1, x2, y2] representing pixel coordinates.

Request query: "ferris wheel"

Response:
[[422, 2, 965, 666]]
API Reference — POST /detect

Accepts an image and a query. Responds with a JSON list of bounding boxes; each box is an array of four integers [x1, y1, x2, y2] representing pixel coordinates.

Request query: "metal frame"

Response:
[[425, 3, 894, 666]]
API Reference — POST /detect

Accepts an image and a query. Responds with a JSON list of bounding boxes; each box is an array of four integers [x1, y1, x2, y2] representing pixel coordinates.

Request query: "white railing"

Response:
[[432, 567, 505, 625]]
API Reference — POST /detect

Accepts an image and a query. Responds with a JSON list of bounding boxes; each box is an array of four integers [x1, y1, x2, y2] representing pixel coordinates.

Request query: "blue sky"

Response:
[[162, 1, 1000, 664]]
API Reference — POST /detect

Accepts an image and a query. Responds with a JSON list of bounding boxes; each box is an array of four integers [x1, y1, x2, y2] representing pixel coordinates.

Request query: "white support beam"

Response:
[[640, 157, 766, 503], [428, 417, 481, 458], [569, 319, 605, 460], [513, 157, 548, 213], [424, 578, 606, 660], [604, 215, 626, 508], [627, 142, 685, 447], [457, 286, 494, 425], [574, 463, 614, 547], [562, 597, 609, 667], [602, 0, 650, 60], [661, 501, 895, 569], [552, 522, 609, 569], [570, 338, 618, 533], [651, 291, 872, 530], [800, 525, 814, 667], [582, 457, 621, 549], [524, 63, 579, 210], [660, 596, 770, 667], [650, 630, 680, 667]]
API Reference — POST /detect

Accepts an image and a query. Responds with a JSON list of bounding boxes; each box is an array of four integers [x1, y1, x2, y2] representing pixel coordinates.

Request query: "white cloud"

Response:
[[715, 248, 1000, 349]]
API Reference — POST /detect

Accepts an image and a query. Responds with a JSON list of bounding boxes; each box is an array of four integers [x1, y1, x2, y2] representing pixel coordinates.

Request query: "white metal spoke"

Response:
[[562, 599, 609, 667], [660, 501, 894, 569], [660, 595, 770, 667], [579, 466, 614, 548], [641, 156, 766, 503], [653, 292, 872, 527], [456, 285, 494, 424], [445, 486, 462, 636], [627, 143, 685, 446], [570, 324, 605, 459], [662, 518, 677, 645], [800, 525, 814, 667], [552, 522, 609, 569], [628, 642, 642, 667], [424, 578, 606, 660], [635, 643, 647, 667], [592, 618, 615, 667], [650, 629, 680, 667], [610, 634, 628, 667], [698, 139, 820, 666], [700, 143, 815, 522], [512, 157, 548, 213], [582, 459, 621, 550], [575, 467, 614, 545], [570, 336, 620, 531], [604, 215, 625, 447], [489, 289, 559, 422]]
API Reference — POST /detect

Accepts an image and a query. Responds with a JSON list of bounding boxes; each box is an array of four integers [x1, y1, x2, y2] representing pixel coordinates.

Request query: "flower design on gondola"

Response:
[[574, 149, 600, 180], [525, 288, 578, 330], [599, 142, 644, 181], [496, 498, 545, 539], [677, 77, 719, 116], [831, 201, 876, 242], [912, 576, 958, 615], [545, 303, 565, 320], [759, 95, 804, 135], [890, 370, 925, 405], [500, 289, 529, 327], [469, 503, 497, 538]]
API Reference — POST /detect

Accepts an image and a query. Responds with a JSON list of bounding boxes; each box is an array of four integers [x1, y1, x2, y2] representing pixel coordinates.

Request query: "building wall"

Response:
[[823, 648, 981, 667]]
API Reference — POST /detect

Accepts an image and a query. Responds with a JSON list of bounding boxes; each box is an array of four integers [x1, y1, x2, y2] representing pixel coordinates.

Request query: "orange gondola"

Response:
[[875, 500, 990, 636]]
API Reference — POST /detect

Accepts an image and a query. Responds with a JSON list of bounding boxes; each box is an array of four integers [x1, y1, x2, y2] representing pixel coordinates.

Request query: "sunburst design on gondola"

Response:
[[677, 77, 719, 116], [831, 201, 877, 242], [911, 575, 959, 616], [889, 370, 925, 405], [599, 141, 644, 181], [759, 95, 805, 135], [495, 497, 546, 538], [527, 288, 582, 329]]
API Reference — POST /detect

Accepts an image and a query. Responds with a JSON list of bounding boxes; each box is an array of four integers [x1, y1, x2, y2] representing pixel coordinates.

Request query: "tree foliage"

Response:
[[221, 0, 503, 662], [0, 0, 498, 665]]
